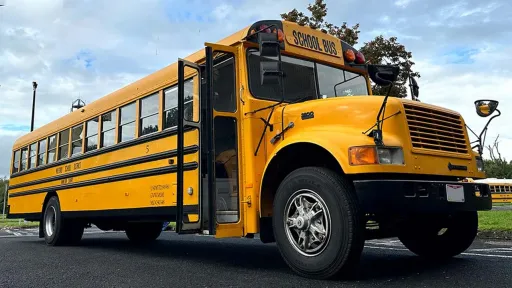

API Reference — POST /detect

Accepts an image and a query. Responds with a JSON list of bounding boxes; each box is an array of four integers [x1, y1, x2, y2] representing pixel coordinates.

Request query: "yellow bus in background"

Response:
[[6, 20, 501, 279], [474, 178, 512, 204]]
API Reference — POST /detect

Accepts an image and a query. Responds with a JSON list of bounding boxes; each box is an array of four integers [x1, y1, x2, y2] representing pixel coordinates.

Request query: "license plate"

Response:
[[446, 184, 465, 202]]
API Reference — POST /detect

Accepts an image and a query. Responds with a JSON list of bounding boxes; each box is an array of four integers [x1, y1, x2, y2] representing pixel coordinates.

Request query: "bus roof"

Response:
[[474, 178, 512, 184], [11, 20, 348, 150]]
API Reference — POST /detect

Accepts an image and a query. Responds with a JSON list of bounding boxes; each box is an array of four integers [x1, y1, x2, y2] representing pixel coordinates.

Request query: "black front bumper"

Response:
[[353, 179, 492, 214]]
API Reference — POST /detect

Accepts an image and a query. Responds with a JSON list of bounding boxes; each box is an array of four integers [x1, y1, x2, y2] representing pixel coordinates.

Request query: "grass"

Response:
[[0, 217, 39, 229], [478, 210, 512, 232]]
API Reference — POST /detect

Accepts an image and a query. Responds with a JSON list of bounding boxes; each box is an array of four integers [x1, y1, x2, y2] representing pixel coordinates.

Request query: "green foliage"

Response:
[[280, 0, 420, 98], [0, 178, 9, 215], [483, 135, 512, 178]]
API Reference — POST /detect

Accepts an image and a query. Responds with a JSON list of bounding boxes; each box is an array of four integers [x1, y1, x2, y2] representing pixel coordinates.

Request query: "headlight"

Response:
[[475, 156, 484, 172], [349, 146, 404, 165]]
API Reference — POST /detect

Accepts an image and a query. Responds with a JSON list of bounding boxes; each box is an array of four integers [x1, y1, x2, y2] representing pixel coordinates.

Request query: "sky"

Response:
[[0, 0, 510, 178]]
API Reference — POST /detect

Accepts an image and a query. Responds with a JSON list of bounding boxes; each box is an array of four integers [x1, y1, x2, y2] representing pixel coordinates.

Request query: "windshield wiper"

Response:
[[362, 65, 400, 146], [253, 95, 312, 155]]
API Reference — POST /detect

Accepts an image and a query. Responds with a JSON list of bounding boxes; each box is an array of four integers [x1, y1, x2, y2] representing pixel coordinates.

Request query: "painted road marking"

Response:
[[0, 228, 115, 238], [364, 238, 512, 259]]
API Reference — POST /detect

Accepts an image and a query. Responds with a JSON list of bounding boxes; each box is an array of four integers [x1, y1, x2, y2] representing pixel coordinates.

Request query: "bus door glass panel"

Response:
[[212, 52, 239, 224]]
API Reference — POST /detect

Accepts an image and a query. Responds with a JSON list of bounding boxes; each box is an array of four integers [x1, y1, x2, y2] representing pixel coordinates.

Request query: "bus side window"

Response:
[[38, 139, 47, 166], [119, 102, 136, 143], [101, 110, 116, 148], [71, 124, 84, 156], [47, 134, 57, 164], [12, 150, 20, 173], [213, 55, 236, 113], [20, 147, 28, 171], [86, 117, 99, 152], [58, 129, 70, 160]]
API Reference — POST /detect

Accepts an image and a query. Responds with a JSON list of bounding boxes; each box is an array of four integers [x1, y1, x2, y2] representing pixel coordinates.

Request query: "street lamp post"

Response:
[[30, 81, 37, 132], [2, 184, 7, 217]]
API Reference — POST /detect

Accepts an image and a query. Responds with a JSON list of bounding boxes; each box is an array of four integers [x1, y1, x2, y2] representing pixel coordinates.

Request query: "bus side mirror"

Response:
[[410, 76, 419, 98], [258, 32, 283, 85], [475, 99, 499, 117], [368, 64, 400, 86]]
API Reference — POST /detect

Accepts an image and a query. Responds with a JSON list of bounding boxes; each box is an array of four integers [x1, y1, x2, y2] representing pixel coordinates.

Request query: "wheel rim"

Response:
[[45, 206, 56, 237], [283, 189, 331, 257]]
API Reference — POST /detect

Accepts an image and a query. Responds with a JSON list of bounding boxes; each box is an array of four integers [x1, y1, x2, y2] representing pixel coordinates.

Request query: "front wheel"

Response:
[[272, 167, 364, 280], [398, 211, 478, 259], [43, 196, 84, 246]]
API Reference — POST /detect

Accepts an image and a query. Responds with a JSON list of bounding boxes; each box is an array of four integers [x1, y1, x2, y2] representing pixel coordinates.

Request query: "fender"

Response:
[[259, 129, 349, 218]]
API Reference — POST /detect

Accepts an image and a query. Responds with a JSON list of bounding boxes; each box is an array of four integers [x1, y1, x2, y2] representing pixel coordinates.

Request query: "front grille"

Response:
[[490, 185, 512, 194], [403, 103, 468, 154]]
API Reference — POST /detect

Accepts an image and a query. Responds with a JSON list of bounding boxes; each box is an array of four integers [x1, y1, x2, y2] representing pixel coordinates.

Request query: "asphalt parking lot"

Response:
[[0, 228, 511, 288]]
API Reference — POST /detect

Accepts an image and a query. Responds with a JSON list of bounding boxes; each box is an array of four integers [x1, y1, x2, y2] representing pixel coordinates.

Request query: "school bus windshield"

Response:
[[247, 49, 369, 103]]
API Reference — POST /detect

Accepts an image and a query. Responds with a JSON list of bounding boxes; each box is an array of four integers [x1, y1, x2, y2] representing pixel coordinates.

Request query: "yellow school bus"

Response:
[[6, 20, 501, 279], [473, 178, 512, 204]]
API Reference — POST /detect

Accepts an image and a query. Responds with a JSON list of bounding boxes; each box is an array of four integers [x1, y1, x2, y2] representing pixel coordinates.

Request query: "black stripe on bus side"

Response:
[[8, 145, 199, 190], [10, 126, 195, 179], [7, 205, 200, 221], [9, 162, 198, 198]]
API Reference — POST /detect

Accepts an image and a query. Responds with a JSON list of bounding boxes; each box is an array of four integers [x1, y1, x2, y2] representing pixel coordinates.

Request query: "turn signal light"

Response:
[[349, 146, 405, 165], [349, 147, 378, 165]]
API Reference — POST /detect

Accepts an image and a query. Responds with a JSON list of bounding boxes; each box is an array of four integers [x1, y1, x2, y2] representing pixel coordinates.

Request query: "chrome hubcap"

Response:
[[284, 189, 331, 256], [45, 206, 56, 237]]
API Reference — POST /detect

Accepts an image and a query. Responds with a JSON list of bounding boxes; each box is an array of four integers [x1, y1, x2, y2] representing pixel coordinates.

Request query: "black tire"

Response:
[[398, 211, 478, 259], [42, 196, 84, 246], [272, 167, 364, 280], [125, 222, 163, 244]]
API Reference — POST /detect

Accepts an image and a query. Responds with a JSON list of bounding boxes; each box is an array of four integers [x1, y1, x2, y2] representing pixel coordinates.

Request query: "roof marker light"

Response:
[[344, 49, 355, 62], [355, 51, 365, 64]]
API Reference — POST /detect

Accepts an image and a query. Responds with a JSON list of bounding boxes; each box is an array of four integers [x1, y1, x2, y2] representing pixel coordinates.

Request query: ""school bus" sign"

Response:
[[283, 22, 342, 59]]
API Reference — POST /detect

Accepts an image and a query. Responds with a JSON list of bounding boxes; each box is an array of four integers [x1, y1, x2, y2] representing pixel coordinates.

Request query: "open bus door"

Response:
[[176, 59, 202, 234], [176, 43, 244, 238]]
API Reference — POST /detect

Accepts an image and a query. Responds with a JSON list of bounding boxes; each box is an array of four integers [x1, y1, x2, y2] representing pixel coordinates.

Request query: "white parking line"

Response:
[[364, 244, 512, 259]]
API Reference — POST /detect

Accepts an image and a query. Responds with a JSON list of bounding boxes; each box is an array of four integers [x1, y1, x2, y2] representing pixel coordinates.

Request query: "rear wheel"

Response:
[[125, 222, 163, 244], [398, 211, 478, 259], [272, 167, 364, 280], [43, 196, 84, 246]]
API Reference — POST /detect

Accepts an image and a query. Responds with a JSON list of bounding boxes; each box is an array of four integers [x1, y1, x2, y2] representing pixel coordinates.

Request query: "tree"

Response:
[[0, 178, 9, 216], [281, 0, 420, 98], [484, 135, 512, 179]]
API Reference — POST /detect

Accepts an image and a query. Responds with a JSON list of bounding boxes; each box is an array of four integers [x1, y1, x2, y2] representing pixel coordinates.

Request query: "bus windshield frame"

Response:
[[246, 48, 370, 103]]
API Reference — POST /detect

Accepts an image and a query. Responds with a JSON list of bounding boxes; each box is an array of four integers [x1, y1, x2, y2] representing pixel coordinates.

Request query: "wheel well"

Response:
[[260, 143, 343, 217], [39, 191, 57, 238], [41, 191, 58, 216], [258, 143, 343, 243]]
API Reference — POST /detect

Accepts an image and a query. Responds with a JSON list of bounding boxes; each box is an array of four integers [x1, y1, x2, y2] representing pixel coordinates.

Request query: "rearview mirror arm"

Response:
[[466, 108, 501, 157], [478, 108, 501, 156]]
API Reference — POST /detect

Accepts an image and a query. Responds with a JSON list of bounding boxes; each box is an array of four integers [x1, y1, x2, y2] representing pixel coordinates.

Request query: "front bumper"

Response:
[[353, 180, 492, 214]]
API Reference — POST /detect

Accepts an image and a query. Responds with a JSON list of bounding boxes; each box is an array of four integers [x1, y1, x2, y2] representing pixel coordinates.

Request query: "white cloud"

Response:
[[0, 0, 511, 179], [394, 0, 415, 8]]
